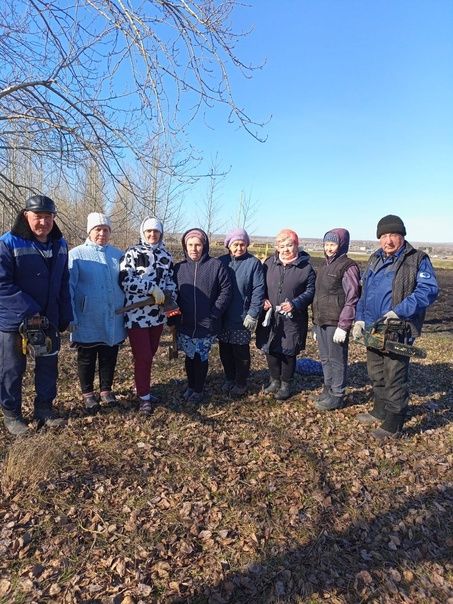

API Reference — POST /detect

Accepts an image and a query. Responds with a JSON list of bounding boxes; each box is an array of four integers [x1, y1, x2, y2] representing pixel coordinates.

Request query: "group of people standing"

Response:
[[0, 195, 439, 442]]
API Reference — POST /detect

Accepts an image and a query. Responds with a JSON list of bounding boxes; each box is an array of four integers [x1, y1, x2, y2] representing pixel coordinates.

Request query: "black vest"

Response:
[[312, 256, 358, 326], [365, 244, 428, 337]]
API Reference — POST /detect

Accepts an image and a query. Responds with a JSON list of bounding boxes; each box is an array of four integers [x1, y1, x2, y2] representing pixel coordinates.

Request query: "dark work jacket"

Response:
[[0, 213, 72, 332], [312, 256, 358, 326], [218, 252, 265, 331], [256, 251, 316, 356], [174, 230, 232, 338]]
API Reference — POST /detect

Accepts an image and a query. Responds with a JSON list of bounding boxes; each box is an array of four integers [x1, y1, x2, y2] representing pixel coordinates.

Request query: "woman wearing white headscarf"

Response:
[[119, 217, 176, 414]]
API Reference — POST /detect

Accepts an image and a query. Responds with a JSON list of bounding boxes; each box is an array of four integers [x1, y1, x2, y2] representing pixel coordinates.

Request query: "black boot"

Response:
[[357, 399, 386, 424], [371, 412, 405, 441], [34, 405, 66, 428]]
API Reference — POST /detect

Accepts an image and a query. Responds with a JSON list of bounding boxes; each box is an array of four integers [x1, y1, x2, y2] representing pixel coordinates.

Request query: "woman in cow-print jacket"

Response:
[[119, 217, 176, 414]]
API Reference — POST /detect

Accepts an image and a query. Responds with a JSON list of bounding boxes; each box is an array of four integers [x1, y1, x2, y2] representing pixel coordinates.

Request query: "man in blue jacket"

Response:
[[352, 215, 439, 441], [0, 195, 73, 435]]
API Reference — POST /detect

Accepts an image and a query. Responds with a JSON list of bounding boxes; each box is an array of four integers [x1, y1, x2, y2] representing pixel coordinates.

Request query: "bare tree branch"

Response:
[[0, 0, 265, 234]]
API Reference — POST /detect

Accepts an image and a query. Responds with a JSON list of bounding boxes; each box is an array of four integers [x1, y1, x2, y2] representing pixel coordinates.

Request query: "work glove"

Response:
[[68, 322, 77, 334], [333, 327, 347, 344], [151, 285, 165, 305], [243, 314, 258, 333], [383, 310, 399, 323], [262, 307, 273, 327], [275, 304, 293, 319], [352, 321, 365, 341]]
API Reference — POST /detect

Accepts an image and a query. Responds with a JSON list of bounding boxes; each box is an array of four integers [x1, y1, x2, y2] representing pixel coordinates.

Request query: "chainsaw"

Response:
[[19, 316, 54, 358], [356, 318, 427, 358]]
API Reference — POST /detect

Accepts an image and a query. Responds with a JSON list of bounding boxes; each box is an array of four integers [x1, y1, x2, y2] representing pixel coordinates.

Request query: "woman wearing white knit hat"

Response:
[[69, 212, 126, 410]]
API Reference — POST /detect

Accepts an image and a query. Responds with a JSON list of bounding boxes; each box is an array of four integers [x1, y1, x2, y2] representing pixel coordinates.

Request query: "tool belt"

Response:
[[361, 318, 426, 358]]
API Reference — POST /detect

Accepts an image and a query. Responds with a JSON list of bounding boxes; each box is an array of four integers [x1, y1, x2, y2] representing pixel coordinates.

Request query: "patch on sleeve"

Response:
[[419, 271, 431, 279]]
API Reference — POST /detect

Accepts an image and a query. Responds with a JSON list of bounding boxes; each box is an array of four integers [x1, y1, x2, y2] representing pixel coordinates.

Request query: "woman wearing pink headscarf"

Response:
[[256, 229, 316, 400]]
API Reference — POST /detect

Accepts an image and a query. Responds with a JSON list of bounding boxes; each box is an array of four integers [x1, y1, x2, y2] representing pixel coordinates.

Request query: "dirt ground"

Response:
[[0, 260, 451, 604], [423, 268, 453, 335]]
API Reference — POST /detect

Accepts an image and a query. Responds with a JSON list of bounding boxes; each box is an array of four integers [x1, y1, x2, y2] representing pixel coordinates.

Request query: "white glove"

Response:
[[352, 321, 365, 341], [333, 327, 347, 344], [383, 310, 399, 323], [262, 307, 273, 327], [243, 314, 258, 333], [151, 285, 165, 305]]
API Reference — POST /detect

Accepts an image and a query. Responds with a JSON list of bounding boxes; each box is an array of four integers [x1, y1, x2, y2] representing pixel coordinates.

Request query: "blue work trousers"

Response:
[[0, 331, 58, 416]]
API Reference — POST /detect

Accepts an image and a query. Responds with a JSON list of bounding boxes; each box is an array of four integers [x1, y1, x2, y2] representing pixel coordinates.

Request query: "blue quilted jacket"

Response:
[[0, 214, 72, 331], [69, 239, 126, 345]]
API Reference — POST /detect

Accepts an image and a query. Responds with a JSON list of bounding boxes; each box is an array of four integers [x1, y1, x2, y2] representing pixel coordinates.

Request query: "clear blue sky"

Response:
[[187, 0, 453, 243]]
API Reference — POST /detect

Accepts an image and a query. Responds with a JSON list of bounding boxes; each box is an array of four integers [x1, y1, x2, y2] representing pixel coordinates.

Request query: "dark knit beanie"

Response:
[[323, 231, 340, 244], [376, 215, 406, 238]]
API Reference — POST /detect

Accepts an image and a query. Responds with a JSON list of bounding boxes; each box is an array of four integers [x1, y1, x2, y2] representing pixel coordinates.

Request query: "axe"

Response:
[[116, 291, 181, 319], [168, 325, 178, 360]]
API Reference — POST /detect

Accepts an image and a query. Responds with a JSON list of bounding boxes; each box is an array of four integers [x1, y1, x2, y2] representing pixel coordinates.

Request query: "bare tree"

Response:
[[110, 178, 141, 249], [198, 154, 227, 239], [235, 189, 258, 232], [0, 0, 264, 226]]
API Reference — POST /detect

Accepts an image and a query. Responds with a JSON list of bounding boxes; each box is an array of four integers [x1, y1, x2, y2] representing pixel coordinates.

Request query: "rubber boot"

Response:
[[357, 400, 386, 425], [264, 379, 280, 394], [314, 386, 330, 404], [275, 381, 291, 401], [3, 409, 29, 437], [372, 411, 405, 441], [315, 393, 344, 411]]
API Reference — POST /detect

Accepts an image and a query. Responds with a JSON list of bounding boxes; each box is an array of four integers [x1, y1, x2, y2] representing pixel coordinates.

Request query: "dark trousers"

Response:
[[315, 325, 349, 396], [185, 354, 209, 393], [77, 344, 119, 394], [266, 352, 296, 382], [367, 347, 410, 428], [0, 330, 58, 416], [128, 325, 164, 397], [218, 342, 251, 386]]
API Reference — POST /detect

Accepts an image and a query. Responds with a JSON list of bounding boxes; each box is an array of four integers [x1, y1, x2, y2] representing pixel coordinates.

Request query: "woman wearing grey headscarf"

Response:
[[119, 217, 176, 414]]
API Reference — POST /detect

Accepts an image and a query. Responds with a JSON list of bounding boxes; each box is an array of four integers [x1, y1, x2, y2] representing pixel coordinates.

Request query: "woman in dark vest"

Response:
[[256, 229, 315, 401], [312, 228, 360, 410]]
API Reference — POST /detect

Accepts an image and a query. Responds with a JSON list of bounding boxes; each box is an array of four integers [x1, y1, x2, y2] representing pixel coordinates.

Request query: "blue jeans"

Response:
[[315, 325, 349, 396], [0, 331, 58, 416]]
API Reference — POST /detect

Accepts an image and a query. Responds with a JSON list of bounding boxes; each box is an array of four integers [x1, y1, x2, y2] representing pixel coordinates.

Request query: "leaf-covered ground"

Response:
[[0, 271, 452, 603]]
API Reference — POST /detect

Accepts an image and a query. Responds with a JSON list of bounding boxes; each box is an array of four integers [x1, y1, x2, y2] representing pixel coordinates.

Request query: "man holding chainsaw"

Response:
[[0, 195, 72, 435], [352, 214, 439, 440]]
